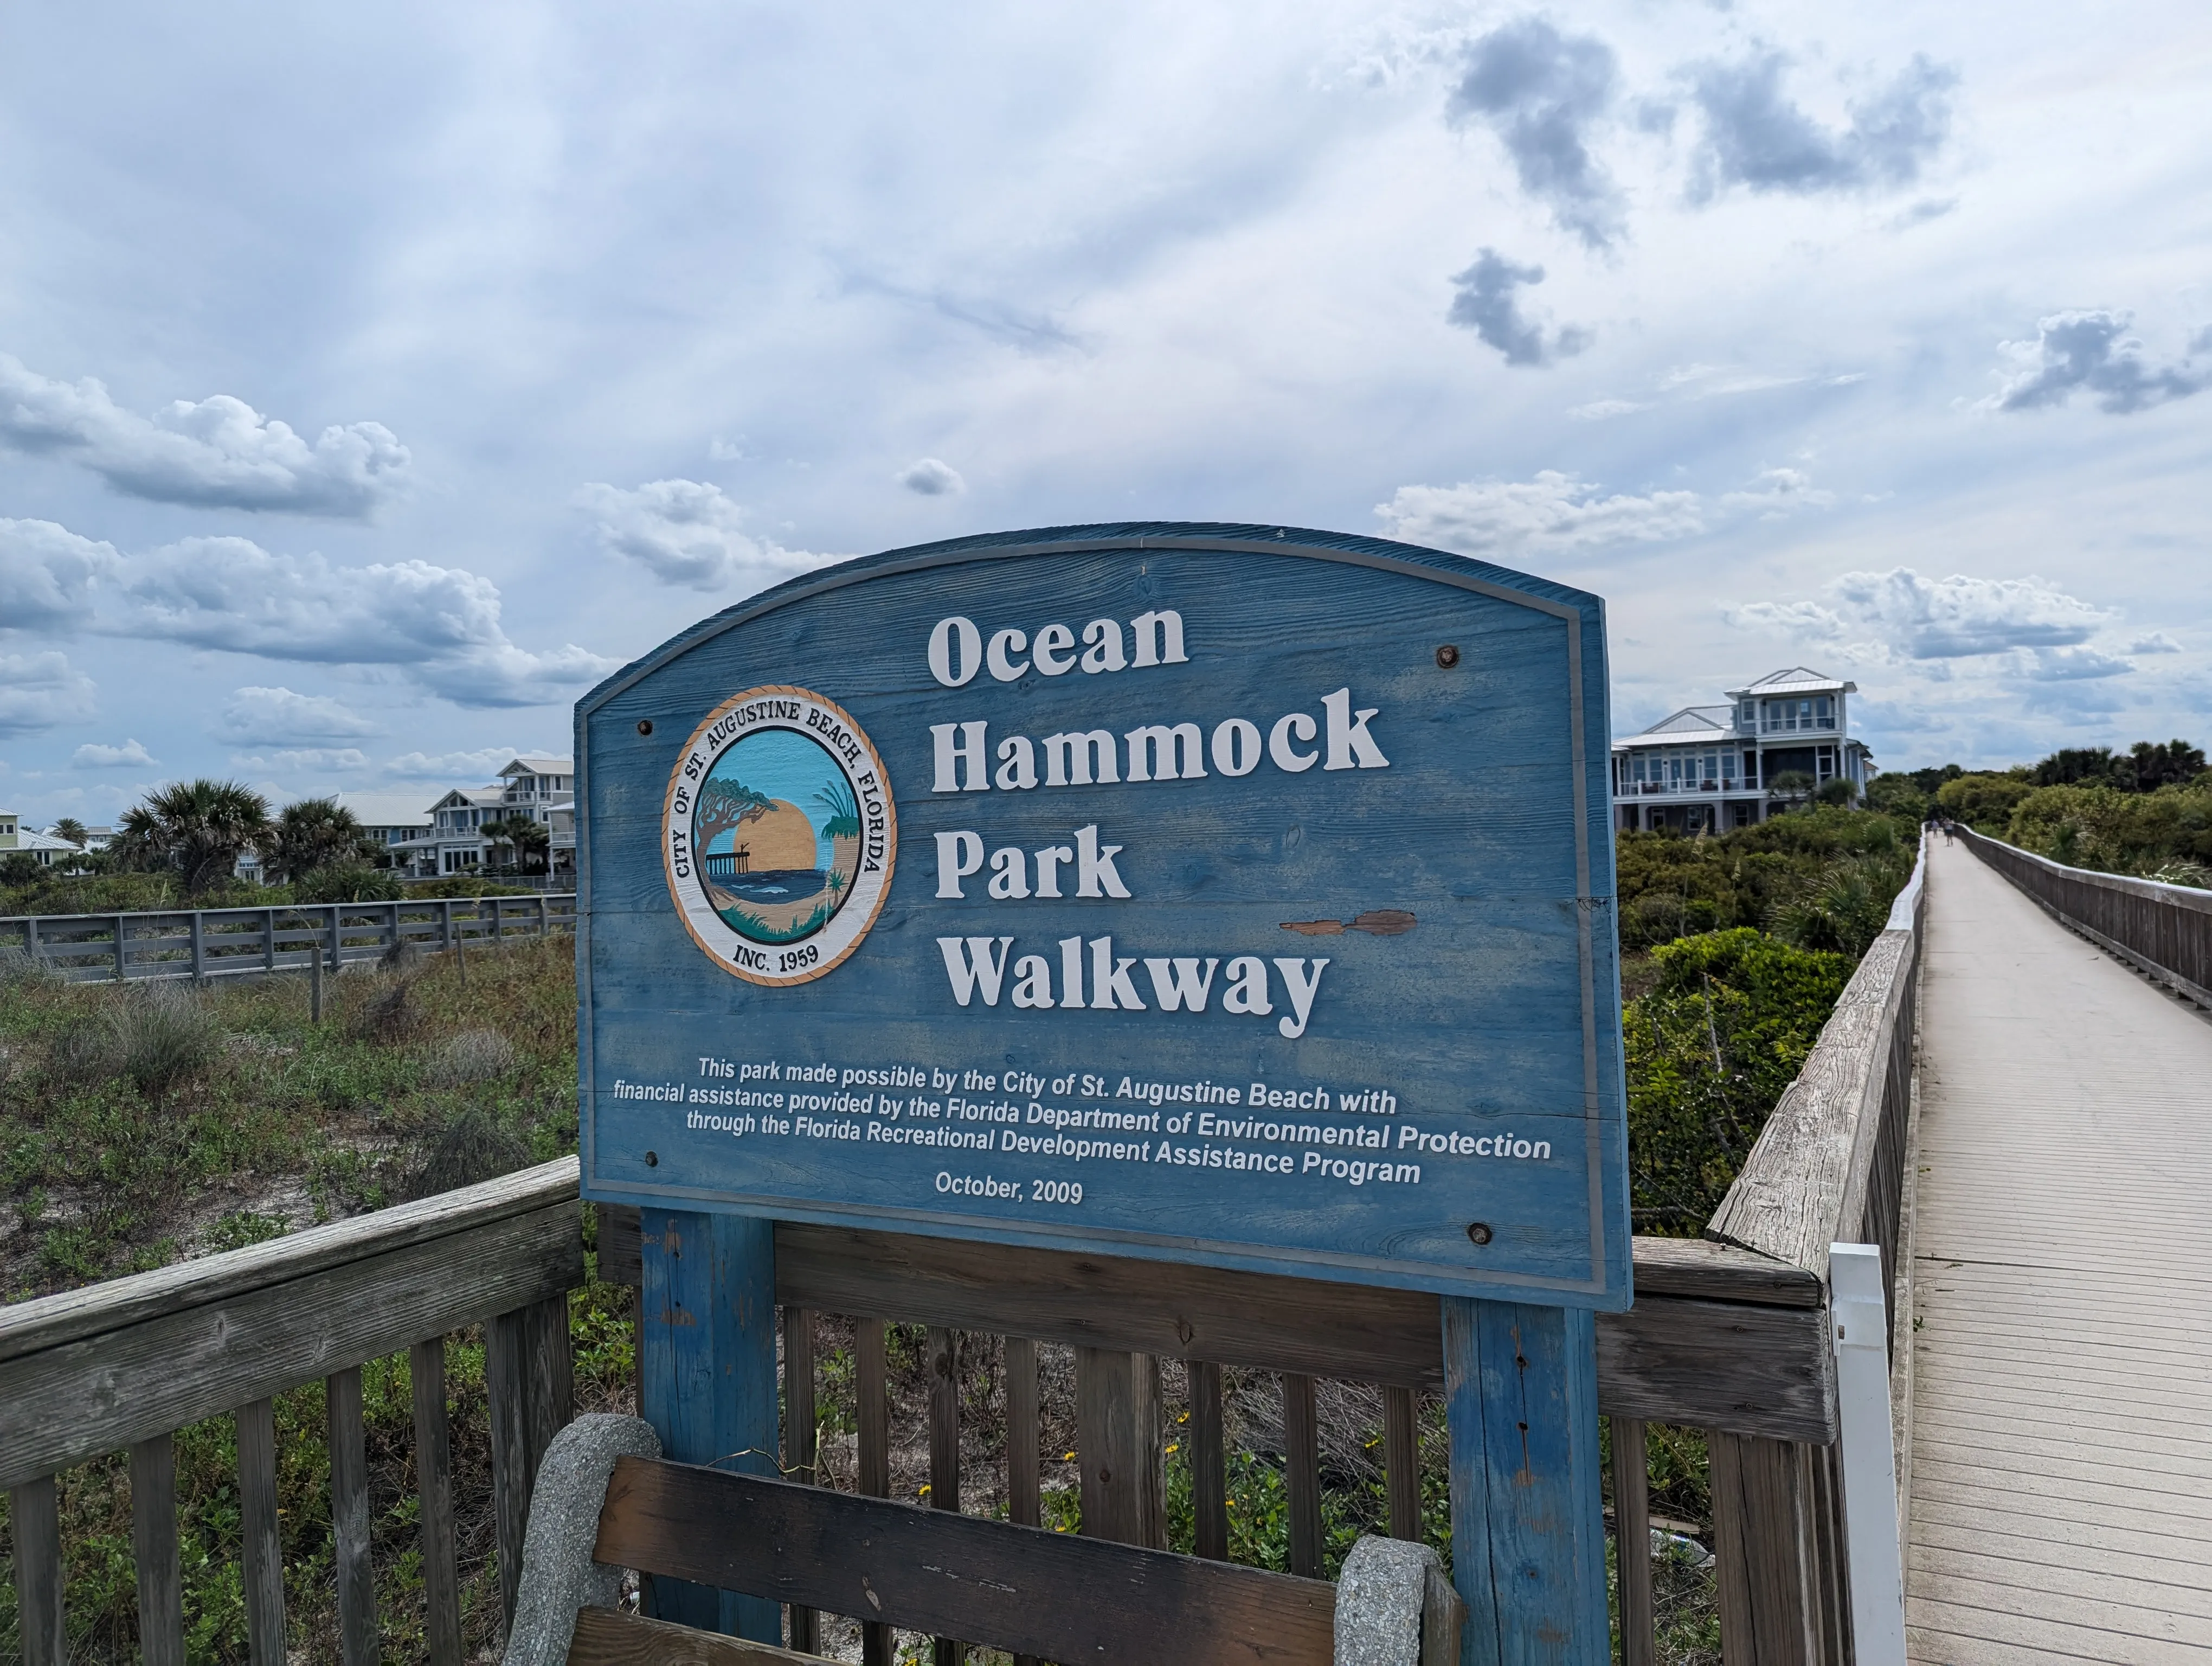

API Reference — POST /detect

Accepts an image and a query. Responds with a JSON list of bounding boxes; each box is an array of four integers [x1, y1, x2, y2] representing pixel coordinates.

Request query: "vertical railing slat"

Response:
[[1711, 1431, 1817, 1666], [1075, 1350, 1166, 1550], [1610, 1417, 1655, 1666], [524, 1292, 574, 1470], [410, 1338, 464, 1666], [237, 1398, 287, 1666], [8, 1473, 65, 1666], [485, 1308, 531, 1637], [327, 1367, 381, 1666], [112, 914, 126, 983], [856, 1318, 893, 1666], [783, 1306, 820, 1654], [925, 1327, 966, 1666], [129, 1433, 184, 1666], [1384, 1384, 1420, 1543], [1282, 1373, 1323, 1579], [1004, 1335, 1043, 1666], [1186, 1360, 1228, 1562]]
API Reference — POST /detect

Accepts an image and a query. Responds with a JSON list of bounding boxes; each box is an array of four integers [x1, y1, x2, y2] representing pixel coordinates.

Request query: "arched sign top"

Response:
[[578, 522, 1630, 1306]]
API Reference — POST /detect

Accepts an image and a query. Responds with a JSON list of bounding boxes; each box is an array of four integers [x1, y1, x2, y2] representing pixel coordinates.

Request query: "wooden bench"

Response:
[[506, 1417, 1462, 1666]]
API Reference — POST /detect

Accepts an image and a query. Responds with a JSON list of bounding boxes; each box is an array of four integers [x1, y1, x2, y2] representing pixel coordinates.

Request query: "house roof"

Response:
[[1727, 667, 1855, 697], [500, 755, 574, 777], [12, 828, 83, 853], [1614, 706, 1735, 748], [331, 792, 436, 830], [429, 787, 506, 811]]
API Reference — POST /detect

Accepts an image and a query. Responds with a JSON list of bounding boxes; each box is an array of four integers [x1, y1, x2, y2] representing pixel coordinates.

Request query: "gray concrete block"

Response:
[[501, 1413, 662, 1666], [1334, 1534, 1445, 1666]]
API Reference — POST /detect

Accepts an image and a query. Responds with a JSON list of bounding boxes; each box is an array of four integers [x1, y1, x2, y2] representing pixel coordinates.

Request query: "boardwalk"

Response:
[[1907, 840, 2212, 1663]]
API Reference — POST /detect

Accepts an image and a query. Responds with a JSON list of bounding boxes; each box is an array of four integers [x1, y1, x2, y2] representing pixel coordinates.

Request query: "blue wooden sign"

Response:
[[578, 522, 1630, 1309]]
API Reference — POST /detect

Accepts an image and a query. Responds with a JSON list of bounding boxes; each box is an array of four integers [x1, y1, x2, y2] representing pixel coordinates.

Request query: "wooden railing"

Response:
[[590, 1207, 1835, 1664], [1956, 824, 2212, 1003], [1692, 836, 1927, 1664], [0, 895, 577, 984], [2, 841, 1928, 1665], [1, 1162, 583, 1666]]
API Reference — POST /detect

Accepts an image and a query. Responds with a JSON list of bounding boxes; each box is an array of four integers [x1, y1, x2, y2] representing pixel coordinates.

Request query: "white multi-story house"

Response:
[[392, 756, 575, 877], [1612, 668, 1873, 833]]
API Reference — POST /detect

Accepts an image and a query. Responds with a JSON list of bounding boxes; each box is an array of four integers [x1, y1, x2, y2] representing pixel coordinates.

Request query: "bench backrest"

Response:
[[588, 1454, 1338, 1665]]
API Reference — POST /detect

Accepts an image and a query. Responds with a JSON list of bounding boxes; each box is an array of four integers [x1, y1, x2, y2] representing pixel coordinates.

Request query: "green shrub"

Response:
[[291, 864, 405, 904], [402, 875, 539, 899], [1614, 808, 1911, 952], [400, 1105, 534, 1200], [1624, 929, 1855, 1235], [1935, 770, 2032, 831], [2005, 776, 2212, 879], [108, 984, 224, 1100]]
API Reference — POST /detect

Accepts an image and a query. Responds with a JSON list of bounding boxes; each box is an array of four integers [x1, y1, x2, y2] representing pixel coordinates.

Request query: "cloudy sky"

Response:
[[3, 2, 2209, 825]]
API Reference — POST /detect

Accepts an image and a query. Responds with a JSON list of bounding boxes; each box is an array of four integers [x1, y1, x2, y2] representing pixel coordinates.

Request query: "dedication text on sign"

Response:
[[579, 523, 1632, 1305]]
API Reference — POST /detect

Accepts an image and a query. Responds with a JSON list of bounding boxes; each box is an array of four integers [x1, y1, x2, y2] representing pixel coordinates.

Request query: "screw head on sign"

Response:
[[1465, 1221, 1493, 1245], [645, 1150, 659, 1167], [637, 719, 654, 735], [1436, 644, 1461, 668]]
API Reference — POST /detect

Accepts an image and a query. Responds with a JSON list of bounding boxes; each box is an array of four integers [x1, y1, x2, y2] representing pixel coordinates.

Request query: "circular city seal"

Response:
[[663, 685, 895, 985]]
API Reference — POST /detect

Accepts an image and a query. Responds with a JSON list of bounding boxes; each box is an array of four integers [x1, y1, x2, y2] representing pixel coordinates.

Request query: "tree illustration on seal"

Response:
[[695, 777, 774, 853]]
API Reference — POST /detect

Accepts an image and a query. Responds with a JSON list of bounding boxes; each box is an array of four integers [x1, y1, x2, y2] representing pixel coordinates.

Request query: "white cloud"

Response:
[[218, 685, 379, 745], [229, 747, 371, 772], [382, 745, 529, 781], [71, 738, 158, 768], [2021, 645, 2133, 682], [1727, 568, 2118, 663], [115, 536, 615, 707], [1375, 470, 1704, 558], [2126, 631, 2182, 654], [1720, 467, 1837, 517], [577, 478, 836, 591], [0, 354, 410, 517], [0, 650, 98, 737], [0, 517, 119, 631], [1567, 399, 1649, 421], [896, 458, 966, 496]]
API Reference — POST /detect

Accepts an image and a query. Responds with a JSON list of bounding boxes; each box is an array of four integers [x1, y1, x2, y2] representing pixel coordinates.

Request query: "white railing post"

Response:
[[1829, 1242, 1906, 1665]]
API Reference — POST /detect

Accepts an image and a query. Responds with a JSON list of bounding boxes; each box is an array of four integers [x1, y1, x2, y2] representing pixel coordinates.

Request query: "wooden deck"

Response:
[[1907, 840, 2212, 1663]]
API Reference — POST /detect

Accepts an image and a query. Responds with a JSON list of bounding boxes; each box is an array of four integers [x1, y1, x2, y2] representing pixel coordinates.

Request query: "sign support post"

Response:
[[638, 1208, 781, 1642], [1444, 1298, 1611, 1665]]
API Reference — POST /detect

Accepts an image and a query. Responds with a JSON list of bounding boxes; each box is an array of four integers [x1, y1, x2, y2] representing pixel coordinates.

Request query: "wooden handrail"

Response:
[[1957, 823, 2212, 1003], [0, 1157, 579, 1366], [1705, 834, 1929, 1286]]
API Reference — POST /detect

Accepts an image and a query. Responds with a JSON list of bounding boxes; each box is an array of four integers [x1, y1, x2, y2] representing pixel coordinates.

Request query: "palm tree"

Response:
[[51, 817, 88, 848], [265, 798, 376, 884], [130, 780, 272, 894], [1767, 770, 1817, 812], [507, 818, 550, 874], [484, 815, 547, 874]]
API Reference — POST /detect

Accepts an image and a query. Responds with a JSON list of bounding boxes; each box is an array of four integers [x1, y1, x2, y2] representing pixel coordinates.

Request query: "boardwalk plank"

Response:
[[1905, 843, 2212, 1662]]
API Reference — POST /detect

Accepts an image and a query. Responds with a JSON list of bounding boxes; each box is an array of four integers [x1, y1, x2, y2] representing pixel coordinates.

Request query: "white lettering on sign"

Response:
[[928, 609, 1188, 688], [929, 693, 1386, 794]]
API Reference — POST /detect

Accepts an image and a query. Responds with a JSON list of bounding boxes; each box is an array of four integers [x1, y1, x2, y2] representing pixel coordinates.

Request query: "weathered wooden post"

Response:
[[579, 522, 1632, 1658]]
